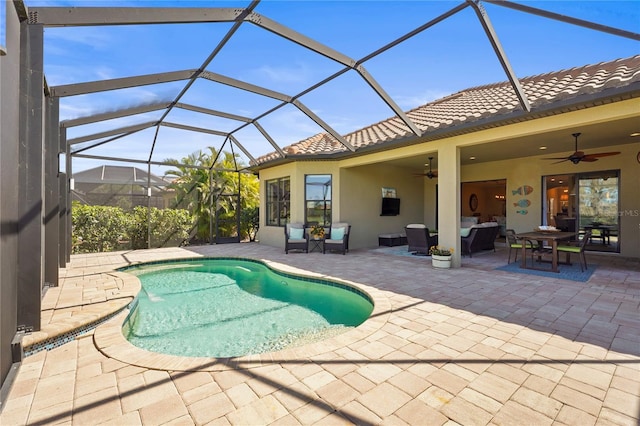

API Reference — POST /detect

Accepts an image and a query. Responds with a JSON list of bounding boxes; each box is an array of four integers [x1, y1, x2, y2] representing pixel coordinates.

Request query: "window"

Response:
[[305, 174, 332, 226], [266, 177, 290, 226]]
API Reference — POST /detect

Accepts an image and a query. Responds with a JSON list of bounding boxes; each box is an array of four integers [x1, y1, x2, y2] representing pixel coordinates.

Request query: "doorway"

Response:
[[543, 170, 619, 253], [460, 179, 507, 237]]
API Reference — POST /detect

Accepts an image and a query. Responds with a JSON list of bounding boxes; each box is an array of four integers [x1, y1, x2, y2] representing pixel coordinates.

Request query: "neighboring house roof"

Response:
[[256, 55, 640, 165], [73, 165, 169, 188]]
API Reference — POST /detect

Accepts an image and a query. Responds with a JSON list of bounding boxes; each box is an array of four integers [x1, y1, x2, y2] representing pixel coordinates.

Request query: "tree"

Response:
[[164, 147, 259, 243]]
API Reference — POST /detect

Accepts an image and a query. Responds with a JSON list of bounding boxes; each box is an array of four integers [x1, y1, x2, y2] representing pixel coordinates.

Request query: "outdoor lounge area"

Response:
[[1, 242, 639, 425]]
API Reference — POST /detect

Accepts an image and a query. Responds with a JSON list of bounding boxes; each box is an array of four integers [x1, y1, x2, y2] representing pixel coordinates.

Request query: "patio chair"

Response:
[[557, 229, 591, 272], [284, 222, 309, 254], [506, 229, 537, 264], [323, 222, 351, 255], [405, 224, 438, 256], [531, 230, 591, 272]]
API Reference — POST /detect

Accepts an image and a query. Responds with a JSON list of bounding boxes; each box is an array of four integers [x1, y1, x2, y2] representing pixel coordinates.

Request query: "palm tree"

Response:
[[164, 147, 259, 243], [165, 150, 211, 242]]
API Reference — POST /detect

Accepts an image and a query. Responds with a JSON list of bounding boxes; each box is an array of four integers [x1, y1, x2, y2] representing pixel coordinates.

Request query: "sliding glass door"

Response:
[[543, 169, 619, 253], [577, 170, 619, 252]]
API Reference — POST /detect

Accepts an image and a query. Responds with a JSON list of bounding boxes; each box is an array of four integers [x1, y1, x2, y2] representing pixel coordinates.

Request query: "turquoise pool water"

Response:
[[121, 258, 373, 358]]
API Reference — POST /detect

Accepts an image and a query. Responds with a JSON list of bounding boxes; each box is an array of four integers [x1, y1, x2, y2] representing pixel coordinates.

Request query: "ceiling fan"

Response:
[[543, 132, 621, 164], [414, 156, 437, 179]]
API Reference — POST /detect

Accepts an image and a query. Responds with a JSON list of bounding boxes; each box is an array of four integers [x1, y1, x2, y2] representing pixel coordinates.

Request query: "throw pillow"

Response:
[[330, 227, 345, 240], [289, 227, 304, 239]]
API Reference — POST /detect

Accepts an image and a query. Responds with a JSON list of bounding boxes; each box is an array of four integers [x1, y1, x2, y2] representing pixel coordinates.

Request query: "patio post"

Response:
[[437, 144, 462, 267]]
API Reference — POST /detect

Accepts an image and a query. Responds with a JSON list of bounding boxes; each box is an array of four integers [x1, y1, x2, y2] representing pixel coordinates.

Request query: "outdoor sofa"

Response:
[[461, 222, 500, 257]]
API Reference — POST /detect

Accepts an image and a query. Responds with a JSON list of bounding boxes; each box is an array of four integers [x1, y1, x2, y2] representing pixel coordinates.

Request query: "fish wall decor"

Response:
[[512, 185, 533, 196]]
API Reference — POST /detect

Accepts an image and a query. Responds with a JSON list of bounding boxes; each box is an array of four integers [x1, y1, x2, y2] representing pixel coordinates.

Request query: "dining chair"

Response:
[[557, 230, 592, 272], [505, 229, 537, 264]]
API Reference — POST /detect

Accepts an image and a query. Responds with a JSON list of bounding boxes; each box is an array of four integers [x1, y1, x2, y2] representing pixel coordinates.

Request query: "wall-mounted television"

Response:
[[381, 197, 400, 216]]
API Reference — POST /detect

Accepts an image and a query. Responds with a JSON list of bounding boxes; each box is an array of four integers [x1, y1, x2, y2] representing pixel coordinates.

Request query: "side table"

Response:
[[309, 238, 324, 253]]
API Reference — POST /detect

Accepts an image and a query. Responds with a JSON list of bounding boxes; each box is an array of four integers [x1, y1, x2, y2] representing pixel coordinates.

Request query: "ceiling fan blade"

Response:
[[584, 151, 621, 159], [543, 133, 618, 165], [413, 171, 437, 178]]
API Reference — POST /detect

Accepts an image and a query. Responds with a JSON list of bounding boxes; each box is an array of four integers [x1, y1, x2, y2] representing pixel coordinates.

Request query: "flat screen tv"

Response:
[[381, 197, 400, 216]]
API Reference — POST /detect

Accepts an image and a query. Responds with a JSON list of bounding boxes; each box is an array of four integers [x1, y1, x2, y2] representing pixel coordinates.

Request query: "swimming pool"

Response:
[[120, 258, 374, 358]]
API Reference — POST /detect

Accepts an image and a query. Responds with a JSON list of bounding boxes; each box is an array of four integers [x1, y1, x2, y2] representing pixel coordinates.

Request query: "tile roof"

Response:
[[255, 55, 640, 165]]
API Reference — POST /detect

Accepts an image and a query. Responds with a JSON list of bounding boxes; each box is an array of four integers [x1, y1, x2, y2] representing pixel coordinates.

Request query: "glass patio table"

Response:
[[516, 231, 577, 273]]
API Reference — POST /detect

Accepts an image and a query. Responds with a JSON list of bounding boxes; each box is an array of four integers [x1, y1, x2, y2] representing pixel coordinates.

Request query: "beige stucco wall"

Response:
[[461, 142, 639, 258], [339, 163, 425, 249], [258, 99, 640, 259]]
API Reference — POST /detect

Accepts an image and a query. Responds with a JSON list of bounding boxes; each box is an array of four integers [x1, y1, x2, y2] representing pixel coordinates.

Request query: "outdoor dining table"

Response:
[[516, 231, 577, 273]]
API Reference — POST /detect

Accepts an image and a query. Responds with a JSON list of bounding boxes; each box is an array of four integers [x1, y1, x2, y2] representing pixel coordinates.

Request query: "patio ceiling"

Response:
[[384, 115, 640, 172], [23, 0, 640, 175]]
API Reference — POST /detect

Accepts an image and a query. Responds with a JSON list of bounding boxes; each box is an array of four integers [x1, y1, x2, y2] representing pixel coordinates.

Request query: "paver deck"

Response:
[[1, 243, 639, 425]]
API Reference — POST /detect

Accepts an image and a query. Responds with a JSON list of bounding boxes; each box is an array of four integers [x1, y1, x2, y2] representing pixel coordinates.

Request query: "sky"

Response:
[[8, 1, 640, 177]]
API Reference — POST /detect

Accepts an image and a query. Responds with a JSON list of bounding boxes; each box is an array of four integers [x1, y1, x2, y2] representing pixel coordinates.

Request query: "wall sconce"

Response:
[[494, 194, 505, 200]]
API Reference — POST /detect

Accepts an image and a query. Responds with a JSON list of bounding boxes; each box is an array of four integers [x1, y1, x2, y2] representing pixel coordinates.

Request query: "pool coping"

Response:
[[93, 257, 391, 372], [21, 270, 142, 356]]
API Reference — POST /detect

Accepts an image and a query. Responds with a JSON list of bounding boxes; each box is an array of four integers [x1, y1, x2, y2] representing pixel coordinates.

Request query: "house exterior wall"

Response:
[[258, 98, 639, 259], [462, 141, 638, 253], [340, 163, 425, 249], [258, 161, 344, 248]]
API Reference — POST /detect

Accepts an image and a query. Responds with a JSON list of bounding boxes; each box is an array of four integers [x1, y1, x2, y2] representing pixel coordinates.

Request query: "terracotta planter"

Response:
[[431, 254, 452, 269]]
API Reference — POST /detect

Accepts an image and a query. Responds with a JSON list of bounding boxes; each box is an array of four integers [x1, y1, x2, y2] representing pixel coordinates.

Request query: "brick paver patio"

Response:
[[1, 243, 638, 425]]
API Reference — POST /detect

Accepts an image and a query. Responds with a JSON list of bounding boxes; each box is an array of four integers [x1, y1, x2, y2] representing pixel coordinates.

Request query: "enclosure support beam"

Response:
[[252, 121, 285, 158], [50, 70, 196, 97], [58, 124, 69, 267], [17, 21, 44, 331], [68, 121, 157, 145], [43, 95, 60, 288], [61, 102, 171, 128], [27, 7, 243, 27], [65, 135, 72, 263], [484, 0, 640, 41], [468, 0, 531, 112], [147, 163, 152, 250]]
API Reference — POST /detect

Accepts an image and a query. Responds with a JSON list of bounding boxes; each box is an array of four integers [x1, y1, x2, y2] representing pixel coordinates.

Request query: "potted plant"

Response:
[[429, 245, 453, 269], [310, 224, 325, 240]]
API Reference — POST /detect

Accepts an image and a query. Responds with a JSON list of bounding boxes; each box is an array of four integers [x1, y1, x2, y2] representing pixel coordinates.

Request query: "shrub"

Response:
[[72, 203, 130, 253], [127, 206, 193, 249], [240, 206, 259, 242], [72, 202, 193, 253]]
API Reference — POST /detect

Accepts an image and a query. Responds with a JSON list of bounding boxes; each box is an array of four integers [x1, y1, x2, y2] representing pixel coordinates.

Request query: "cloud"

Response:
[[58, 86, 175, 120], [251, 62, 313, 85], [394, 89, 452, 110], [45, 26, 114, 51]]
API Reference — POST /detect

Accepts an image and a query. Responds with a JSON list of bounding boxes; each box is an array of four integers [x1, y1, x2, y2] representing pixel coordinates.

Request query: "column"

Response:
[[437, 144, 462, 267]]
